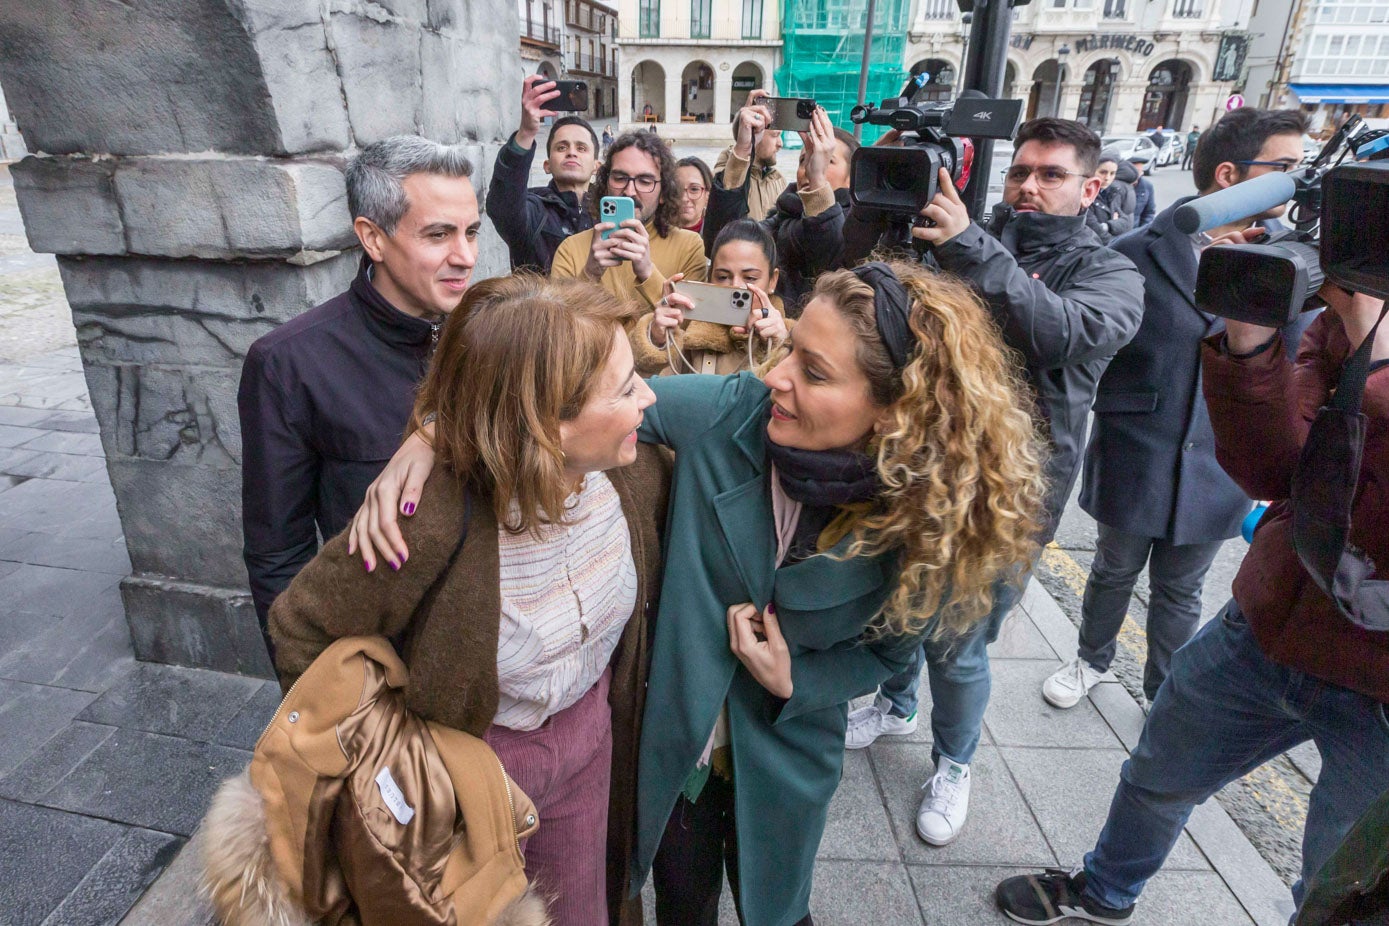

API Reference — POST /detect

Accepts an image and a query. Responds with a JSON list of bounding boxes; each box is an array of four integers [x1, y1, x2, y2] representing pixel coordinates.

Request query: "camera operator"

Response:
[[996, 279, 1389, 923], [702, 98, 858, 312], [486, 75, 597, 273], [1044, 108, 1311, 713], [845, 118, 1144, 848]]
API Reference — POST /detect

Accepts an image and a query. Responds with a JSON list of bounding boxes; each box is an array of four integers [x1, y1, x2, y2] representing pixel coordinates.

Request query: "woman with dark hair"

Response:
[[348, 261, 1047, 926], [631, 219, 788, 377], [551, 131, 707, 310], [675, 156, 714, 234], [267, 275, 669, 926]]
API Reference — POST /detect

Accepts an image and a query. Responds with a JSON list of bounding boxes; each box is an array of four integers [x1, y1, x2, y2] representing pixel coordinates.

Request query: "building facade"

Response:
[[518, 0, 620, 123], [615, 0, 782, 141], [906, 0, 1256, 137], [1246, 0, 1389, 131]]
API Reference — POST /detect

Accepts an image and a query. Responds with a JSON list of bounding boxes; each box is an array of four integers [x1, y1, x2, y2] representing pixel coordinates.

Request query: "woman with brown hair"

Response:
[[267, 273, 668, 926]]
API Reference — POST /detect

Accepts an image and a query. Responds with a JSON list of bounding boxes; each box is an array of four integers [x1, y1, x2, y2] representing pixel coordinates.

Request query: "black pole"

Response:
[[959, 0, 1014, 221]]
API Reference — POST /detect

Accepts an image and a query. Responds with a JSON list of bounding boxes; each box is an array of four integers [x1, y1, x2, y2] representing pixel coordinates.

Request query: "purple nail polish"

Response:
[[364, 561, 373, 573], [390, 559, 400, 571], [403, 502, 416, 516]]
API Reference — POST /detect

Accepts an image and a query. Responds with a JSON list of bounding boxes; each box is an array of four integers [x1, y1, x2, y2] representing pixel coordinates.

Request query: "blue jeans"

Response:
[[879, 573, 1026, 766], [1083, 599, 1389, 912]]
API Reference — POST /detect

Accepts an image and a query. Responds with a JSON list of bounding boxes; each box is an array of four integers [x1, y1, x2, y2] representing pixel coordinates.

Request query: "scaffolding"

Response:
[[775, 0, 912, 142]]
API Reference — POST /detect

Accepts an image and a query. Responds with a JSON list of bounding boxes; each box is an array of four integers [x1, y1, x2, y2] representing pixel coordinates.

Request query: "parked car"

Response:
[[1155, 134, 1184, 167], [1101, 134, 1161, 167]]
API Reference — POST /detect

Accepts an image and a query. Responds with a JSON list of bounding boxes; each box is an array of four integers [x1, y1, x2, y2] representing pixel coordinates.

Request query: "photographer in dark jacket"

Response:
[[1045, 107, 1311, 712], [845, 118, 1144, 850], [702, 100, 857, 312], [997, 281, 1389, 924], [238, 136, 480, 643], [485, 75, 597, 272]]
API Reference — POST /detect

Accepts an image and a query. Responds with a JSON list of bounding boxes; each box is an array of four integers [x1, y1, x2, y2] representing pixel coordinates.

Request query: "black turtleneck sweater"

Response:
[[238, 259, 441, 629]]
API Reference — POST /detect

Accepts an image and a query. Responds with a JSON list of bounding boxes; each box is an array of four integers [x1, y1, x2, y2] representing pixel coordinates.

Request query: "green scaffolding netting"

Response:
[[775, 0, 912, 142]]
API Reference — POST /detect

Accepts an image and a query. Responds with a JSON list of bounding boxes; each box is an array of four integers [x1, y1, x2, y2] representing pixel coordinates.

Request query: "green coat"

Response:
[[630, 372, 919, 926]]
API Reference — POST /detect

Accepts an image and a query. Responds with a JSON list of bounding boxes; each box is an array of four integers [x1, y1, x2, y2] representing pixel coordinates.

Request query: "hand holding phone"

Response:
[[599, 196, 636, 240], [674, 280, 758, 328], [765, 97, 816, 133]]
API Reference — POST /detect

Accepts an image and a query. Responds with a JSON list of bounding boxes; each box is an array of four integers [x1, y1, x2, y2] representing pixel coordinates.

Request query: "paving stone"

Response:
[[817, 747, 898, 862], [15, 428, 105, 456], [41, 729, 250, 836], [116, 827, 216, 926], [845, 669, 993, 751], [987, 609, 1060, 661], [0, 562, 122, 619], [0, 608, 134, 693], [0, 447, 110, 483], [0, 678, 99, 779], [0, 421, 41, 447], [873, 744, 1056, 868], [0, 472, 25, 494], [213, 680, 282, 751], [0, 799, 125, 925], [0, 529, 130, 575], [0, 405, 53, 426], [983, 659, 1124, 750], [41, 827, 184, 926], [0, 721, 117, 802], [34, 409, 101, 434], [0, 479, 118, 533], [809, 860, 923, 925], [1108, 869, 1257, 925], [77, 662, 264, 742], [1002, 745, 1209, 871], [908, 864, 1037, 924]]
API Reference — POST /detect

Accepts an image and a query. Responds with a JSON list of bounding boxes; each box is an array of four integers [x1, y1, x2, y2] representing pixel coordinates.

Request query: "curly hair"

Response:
[[408, 273, 631, 537], [589, 131, 682, 237], [812, 263, 1048, 640]]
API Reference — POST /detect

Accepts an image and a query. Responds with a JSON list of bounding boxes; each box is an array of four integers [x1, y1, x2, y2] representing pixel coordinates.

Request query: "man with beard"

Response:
[[842, 118, 1144, 851], [712, 89, 786, 225], [487, 74, 599, 273]]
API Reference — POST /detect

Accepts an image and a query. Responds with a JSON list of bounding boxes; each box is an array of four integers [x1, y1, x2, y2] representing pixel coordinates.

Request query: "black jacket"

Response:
[[931, 210, 1145, 535], [1083, 201, 1307, 544], [1131, 168, 1156, 228], [238, 261, 439, 627], [703, 174, 850, 314], [1084, 174, 1136, 244], [486, 133, 593, 273]]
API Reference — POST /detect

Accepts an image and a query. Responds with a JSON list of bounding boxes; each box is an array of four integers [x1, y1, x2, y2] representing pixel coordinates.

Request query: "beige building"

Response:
[[905, 0, 1255, 136], [615, 0, 783, 143]]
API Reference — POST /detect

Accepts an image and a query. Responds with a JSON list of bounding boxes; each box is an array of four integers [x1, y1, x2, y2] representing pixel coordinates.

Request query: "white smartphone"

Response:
[[674, 281, 755, 327]]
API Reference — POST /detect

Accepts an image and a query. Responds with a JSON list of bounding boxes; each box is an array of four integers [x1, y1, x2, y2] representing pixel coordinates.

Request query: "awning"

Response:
[[1288, 84, 1389, 105]]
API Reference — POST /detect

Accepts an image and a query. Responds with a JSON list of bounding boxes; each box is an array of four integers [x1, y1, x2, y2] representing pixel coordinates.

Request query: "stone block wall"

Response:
[[0, 0, 520, 675]]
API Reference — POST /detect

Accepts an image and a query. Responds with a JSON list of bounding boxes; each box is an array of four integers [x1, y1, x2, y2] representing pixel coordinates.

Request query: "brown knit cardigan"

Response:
[[268, 443, 671, 926]]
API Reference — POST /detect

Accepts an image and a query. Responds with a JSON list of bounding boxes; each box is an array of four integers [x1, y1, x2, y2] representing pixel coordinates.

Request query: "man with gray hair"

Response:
[[238, 135, 480, 647]]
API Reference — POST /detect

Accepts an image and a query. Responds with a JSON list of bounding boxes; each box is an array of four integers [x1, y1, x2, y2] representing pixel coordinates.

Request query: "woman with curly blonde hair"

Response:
[[346, 260, 1044, 926]]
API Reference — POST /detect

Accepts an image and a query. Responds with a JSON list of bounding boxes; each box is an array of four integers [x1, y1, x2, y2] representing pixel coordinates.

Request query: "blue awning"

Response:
[[1288, 84, 1389, 104]]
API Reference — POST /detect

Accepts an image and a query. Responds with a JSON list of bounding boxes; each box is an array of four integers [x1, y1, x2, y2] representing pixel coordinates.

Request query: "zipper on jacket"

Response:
[[250, 670, 312, 756], [495, 754, 524, 861], [430, 321, 441, 352]]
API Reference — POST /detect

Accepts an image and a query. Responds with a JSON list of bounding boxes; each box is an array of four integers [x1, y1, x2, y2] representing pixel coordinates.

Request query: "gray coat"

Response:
[[1080, 198, 1255, 544], [933, 211, 1145, 535]]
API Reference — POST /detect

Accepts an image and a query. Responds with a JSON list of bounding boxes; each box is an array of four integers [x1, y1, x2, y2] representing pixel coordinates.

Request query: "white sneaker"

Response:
[[1042, 657, 1105, 710], [844, 695, 917, 749], [917, 759, 970, 846]]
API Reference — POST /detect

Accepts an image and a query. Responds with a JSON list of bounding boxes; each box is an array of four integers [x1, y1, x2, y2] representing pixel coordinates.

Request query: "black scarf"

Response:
[[766, 434, 879, 507]]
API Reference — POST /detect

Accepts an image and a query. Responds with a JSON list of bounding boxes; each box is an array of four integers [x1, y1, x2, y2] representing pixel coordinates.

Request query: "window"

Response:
[[919, 0, 953, 19], [1171, 0, 1204, 16], [1102, 0, 1126, 16], [639, 0, 659, 36], [742, 0, 764, 36], [691, 0, 712, 37]]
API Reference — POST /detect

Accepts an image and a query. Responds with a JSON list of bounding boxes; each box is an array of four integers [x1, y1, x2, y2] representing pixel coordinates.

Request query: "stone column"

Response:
[[666, 74, 685, 125], [714, 69, 734, 126], [0, 0, 519, 677]]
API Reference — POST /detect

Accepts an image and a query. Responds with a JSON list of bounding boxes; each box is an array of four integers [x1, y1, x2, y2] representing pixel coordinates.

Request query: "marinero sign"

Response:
[[1073, 34, 1158, 57]]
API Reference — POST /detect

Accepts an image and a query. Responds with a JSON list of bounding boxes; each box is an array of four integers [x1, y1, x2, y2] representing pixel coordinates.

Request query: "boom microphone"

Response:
[[1172, 172, 1298, 235]]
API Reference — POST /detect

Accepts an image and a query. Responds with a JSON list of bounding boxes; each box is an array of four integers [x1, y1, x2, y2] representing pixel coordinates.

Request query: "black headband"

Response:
[[853, 262, 914, 370]]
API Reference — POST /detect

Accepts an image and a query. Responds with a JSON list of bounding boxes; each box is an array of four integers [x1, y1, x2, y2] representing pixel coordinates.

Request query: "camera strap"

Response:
[[1289, 303, 1389, 632]]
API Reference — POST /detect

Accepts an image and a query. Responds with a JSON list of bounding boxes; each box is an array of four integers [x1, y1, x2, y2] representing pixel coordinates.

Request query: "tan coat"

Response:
[[714, 146, 787, 224], [550, 222, 707, 313], [201, 636, 548, 926], [268, 446, 671, 925]]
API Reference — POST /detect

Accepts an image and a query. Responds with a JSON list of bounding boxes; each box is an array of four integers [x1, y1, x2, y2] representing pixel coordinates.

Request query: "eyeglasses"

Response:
[[610, 171, 660, 193], [1235, 160, 1298, 173], [679, 184, 707, 198], [1001, 165, 1089, 189]]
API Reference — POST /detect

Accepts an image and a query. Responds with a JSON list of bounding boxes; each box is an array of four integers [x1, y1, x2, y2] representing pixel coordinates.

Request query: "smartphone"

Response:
[[550, 79, 590, 112], [674, 281, 755, 327], [765, 96, 816, 132], [599, 196, 635, 241]]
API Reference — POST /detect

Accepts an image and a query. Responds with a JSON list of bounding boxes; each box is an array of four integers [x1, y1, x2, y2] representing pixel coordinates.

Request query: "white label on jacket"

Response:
[[375, 766, 415, 826]]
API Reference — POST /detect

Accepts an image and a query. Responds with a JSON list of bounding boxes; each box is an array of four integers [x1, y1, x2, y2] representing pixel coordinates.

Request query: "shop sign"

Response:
[[1072, 34, 1157, 57], [732, 76, 758, 91]]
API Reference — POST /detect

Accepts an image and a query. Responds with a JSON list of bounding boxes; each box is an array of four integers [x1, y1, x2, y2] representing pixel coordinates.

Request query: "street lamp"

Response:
[[1051, 44, 1070, 118], [956, 12, 973, 97]]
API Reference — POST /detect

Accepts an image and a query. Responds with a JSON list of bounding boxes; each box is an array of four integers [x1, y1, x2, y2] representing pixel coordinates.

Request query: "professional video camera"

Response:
[[847, 76, 1023, 218], [1185, 116, 1389, 327]]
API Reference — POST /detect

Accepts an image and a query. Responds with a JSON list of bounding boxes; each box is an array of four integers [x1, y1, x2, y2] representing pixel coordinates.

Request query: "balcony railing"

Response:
[[522, 18, 562, 45], [1170, 0, 1204, 17], [918, 0, 954, 20]]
